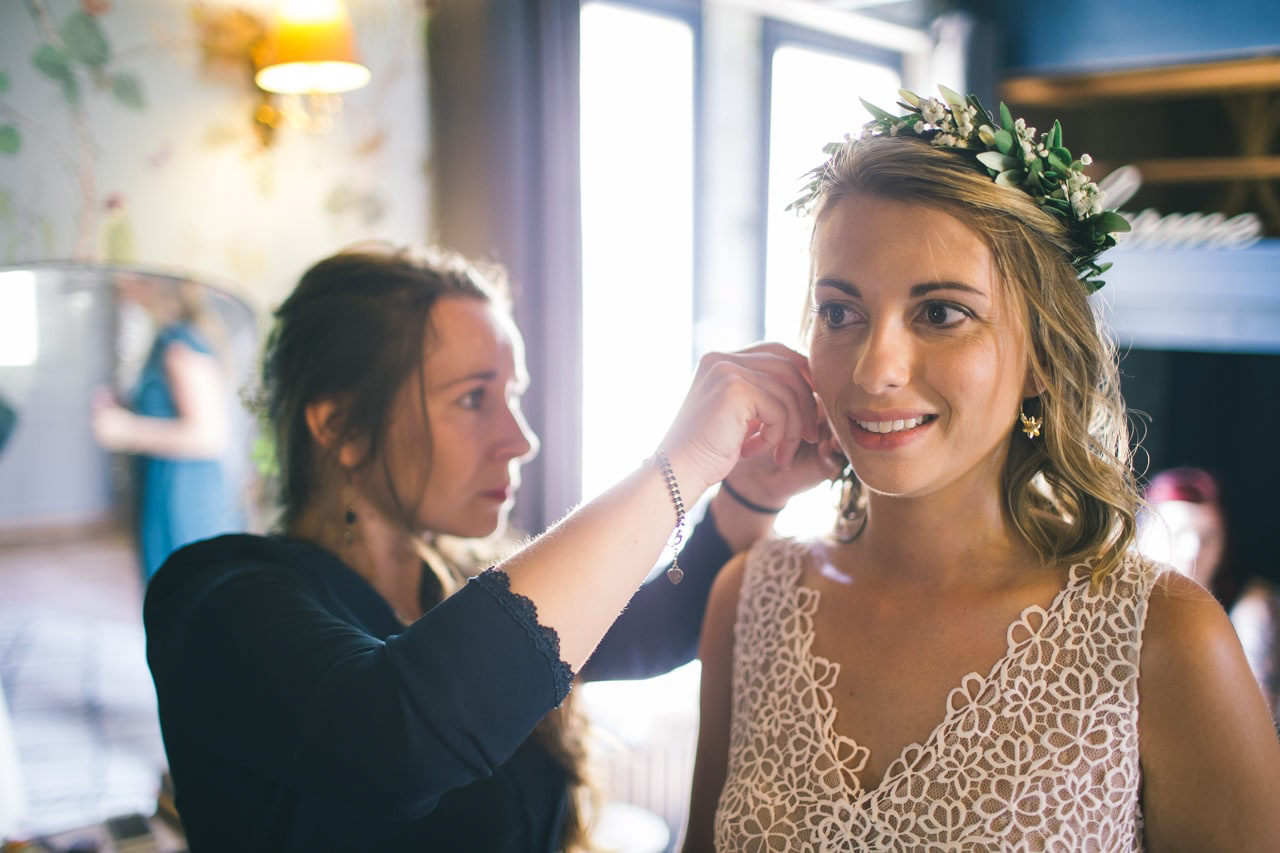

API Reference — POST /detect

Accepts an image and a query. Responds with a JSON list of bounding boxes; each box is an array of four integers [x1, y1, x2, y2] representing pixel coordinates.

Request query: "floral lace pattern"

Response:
[[715, 538, 1161, 852]]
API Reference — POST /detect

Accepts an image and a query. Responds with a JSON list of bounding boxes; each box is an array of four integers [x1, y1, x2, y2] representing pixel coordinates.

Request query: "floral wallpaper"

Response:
[[0, 0, 431, 310]]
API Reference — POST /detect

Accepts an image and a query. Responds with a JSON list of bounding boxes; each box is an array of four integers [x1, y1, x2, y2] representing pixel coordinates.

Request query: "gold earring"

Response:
[[1019, 408, 1043, 439]]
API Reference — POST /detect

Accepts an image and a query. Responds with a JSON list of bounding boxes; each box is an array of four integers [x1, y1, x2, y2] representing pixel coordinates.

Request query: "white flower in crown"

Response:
[[921, 97, 948, 125], [1070, 189, 1090, 217]]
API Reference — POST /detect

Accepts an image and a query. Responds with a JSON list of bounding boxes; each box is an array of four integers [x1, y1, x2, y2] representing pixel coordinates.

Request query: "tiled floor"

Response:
[[0, 529, 167, 839]]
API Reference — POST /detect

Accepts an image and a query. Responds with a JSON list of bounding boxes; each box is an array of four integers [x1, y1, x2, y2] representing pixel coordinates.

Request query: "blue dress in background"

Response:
[[131, 323, 238, 580]]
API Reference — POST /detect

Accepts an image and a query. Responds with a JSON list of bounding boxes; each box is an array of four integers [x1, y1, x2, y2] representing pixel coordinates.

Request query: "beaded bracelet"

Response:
[[720, 478, 785, 515], [654, 450, 685, 585]]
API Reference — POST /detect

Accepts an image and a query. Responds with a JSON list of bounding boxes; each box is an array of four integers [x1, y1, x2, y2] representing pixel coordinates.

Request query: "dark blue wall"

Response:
[[985, 0, 1280, 73]]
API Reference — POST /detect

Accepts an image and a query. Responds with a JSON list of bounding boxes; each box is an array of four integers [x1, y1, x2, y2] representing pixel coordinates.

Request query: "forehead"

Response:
[[423, 297, 526, 382], [813, 195, 998, 293]]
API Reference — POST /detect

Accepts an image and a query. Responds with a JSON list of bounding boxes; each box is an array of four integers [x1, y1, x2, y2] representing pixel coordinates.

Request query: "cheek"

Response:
[[942, 338, 1023, 412], [416, 420, 480, 493], [808, 339, 850, 401]]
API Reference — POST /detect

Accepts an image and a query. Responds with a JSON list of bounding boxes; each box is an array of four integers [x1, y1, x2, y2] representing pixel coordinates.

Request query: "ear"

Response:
[[1022, 360, 1047, 399], [303, 397, 367, 470]]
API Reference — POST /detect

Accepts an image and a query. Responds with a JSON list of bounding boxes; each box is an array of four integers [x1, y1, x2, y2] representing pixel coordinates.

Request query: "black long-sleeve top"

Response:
[[143, 511, 732, 852]]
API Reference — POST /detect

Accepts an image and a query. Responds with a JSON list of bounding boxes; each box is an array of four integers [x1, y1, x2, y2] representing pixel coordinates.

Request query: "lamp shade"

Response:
[[254, 0, 371, 95]]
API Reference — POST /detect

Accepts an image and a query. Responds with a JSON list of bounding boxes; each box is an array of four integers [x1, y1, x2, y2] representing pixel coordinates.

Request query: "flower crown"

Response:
[[790, 85, 1131, 293]]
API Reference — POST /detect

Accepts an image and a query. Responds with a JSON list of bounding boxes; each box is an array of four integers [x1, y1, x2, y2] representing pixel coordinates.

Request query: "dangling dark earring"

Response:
[[343, 504, 357, 545], [834, 464, 868, 544]]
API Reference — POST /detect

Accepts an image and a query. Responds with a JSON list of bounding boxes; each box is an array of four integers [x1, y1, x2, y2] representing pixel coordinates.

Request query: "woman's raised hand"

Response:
[[658, 343, 822, 500]]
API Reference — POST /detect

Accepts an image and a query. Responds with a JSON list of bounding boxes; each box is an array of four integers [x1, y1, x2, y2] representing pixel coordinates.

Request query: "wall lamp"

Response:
[[252, 0, 370, 139]]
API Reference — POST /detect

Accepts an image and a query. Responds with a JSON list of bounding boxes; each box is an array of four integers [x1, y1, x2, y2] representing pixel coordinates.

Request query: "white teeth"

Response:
[[856, 415, 928, 433]]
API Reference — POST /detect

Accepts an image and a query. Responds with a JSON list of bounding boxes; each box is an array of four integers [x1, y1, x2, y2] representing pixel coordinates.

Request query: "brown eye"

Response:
[[817, 302, 856, 329], [921, 302, 967, 326], [459, 388, 486, 410]]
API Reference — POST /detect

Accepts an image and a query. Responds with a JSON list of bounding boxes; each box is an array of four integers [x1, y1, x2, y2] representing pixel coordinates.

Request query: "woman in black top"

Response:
[[145, 245, 838, 851]]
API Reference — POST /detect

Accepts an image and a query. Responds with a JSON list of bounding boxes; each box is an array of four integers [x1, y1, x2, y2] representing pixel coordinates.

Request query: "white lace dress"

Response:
[[714, 537, 1162, 852]]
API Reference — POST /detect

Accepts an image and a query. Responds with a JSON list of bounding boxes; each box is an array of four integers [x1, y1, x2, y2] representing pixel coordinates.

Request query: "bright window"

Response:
[[579, 2, 696, 501]]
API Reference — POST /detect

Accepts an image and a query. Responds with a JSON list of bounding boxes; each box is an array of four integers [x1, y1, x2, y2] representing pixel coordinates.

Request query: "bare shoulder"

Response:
[[1141, 568, 1241, 686], [706, 550, 749, 619], [704, 537, 812, 633]]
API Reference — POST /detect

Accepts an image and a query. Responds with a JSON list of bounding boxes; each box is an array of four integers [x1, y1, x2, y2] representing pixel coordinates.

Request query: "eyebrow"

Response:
[[814, 278, 988, 299], [429, 370, 498, 392], [430, 370, 531, 394]]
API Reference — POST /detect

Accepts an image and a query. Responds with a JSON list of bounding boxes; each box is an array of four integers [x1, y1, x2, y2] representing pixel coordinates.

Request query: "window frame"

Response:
[[756, 18, 907, 341]]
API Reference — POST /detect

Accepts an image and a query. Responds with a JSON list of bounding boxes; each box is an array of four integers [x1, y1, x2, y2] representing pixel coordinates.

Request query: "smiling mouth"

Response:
[[853, 414, 937, 434]]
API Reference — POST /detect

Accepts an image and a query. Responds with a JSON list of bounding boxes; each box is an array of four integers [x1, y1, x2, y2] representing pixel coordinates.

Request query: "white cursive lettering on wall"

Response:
[[1096, 165, 1263, 251]]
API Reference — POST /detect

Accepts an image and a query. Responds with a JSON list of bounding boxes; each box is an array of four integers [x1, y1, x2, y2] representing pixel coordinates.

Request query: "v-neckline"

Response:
[[795, 554, 1087, 797]]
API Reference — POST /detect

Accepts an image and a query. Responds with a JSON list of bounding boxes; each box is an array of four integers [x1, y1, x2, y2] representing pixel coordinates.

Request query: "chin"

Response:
[[424, 511, 504, 541]]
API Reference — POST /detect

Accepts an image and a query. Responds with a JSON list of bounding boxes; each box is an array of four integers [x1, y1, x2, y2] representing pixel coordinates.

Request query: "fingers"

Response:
[[696, 346, 819, 446], [691, 361, 798, 469]]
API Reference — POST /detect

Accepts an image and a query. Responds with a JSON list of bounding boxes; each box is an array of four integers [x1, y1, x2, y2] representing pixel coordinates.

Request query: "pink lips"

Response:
[[479, 485, 513, 503], [846, 411, 935, 451]]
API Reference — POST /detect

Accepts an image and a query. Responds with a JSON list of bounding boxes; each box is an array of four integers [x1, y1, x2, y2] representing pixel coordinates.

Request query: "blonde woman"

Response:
[[685, 91, 1280, 850]]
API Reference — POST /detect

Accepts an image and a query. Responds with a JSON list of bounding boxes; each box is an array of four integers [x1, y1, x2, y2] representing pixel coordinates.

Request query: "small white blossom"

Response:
[[1080, 153, 1093, 166], [921, 98, 947, 125], [934, 133, 962, 148], [1070, 189, 1090, 217]]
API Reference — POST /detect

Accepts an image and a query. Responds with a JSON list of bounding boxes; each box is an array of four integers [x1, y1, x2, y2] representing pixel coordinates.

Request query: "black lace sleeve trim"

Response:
[[470, 568, 573, 703]]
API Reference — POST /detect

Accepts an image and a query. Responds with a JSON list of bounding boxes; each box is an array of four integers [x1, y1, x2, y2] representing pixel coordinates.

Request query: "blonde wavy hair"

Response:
[[803, 135, 1140, 582]]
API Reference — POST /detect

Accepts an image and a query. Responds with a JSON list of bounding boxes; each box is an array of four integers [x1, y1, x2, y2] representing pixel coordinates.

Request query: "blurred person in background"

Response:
[[92, 274, 240, 582], [1141, 466, 1279, 725]]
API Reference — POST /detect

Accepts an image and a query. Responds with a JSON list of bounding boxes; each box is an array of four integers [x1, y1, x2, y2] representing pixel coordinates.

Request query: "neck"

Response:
[[852, 477, 1039, 591], [290, 491, 427, 622]]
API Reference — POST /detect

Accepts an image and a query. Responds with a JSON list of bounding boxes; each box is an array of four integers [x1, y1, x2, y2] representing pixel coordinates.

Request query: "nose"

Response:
[[497, 401, 540, 464], [850, 319, 911, 393]]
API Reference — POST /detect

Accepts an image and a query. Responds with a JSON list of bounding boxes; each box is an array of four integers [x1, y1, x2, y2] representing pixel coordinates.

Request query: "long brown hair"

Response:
[[803, 136, 1140, 581], [257, 244, 597, 849]]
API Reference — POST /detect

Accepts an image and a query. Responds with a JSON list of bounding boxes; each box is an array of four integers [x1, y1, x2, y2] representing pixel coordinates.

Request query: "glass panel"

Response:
[[580, 2, 695, 501], [0, 265, 258, 538], [764, 45, 900, 537], [0, 264, 258, 835]]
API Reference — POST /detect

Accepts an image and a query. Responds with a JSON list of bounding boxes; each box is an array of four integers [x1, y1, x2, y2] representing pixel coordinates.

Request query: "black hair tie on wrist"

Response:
[[720, 479, 785, 514]]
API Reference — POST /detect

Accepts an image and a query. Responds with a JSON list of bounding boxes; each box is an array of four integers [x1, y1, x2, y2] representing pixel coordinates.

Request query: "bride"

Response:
[[683, 90, 1280, 850]]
